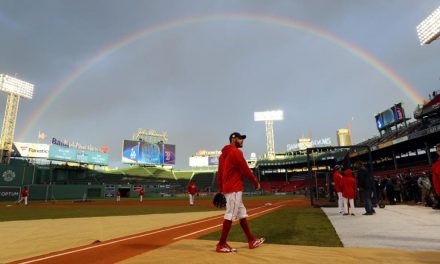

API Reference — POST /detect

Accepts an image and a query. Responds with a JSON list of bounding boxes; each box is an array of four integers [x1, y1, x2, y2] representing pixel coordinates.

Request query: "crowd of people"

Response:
[[331, 143, 440, 213], [374, 171, 438, 208]]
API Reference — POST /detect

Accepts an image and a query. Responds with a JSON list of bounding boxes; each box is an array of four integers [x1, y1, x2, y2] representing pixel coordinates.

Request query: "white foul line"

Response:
[[18, 203, 278, 264], [172, 205, 283, 240]]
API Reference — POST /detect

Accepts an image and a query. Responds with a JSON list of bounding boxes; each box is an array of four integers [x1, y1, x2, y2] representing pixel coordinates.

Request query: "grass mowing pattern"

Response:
[[0, 205, 221, 222], [199, 206, 342, 247]]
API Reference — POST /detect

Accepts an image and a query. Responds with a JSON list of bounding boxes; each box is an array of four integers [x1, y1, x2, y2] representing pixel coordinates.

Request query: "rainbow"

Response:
[[18, 13, 424, 141]]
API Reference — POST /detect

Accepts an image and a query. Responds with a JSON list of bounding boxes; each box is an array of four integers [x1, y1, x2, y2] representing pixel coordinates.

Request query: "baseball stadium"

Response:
[[1, 90, 440, 262], [2, 3, 440, 264]]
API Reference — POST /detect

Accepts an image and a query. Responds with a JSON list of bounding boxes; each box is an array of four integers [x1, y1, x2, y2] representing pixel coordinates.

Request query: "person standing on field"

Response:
[[333, 165, 343, 213], [216, 132, 265, 253], [342, 169, 357, 216], [187, 182, 197, 206], [432, 144, 440, 209], [16, 186, 29, 206], [116, 190, 121, 202], [139, 188, 144, 202]]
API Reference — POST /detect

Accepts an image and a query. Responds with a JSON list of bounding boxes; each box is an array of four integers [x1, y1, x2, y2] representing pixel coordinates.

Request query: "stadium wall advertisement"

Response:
[[0, 186, 20, 201], [49, 145, 109, 165], [121, 140, 176, 165], [12, 142, 49, 158]]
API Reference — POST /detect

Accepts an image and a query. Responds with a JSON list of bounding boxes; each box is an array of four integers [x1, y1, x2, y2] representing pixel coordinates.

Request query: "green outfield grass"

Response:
[[0, 195, 300, 222], [199, 206, 342, 247], [0, 204, 221, 222]]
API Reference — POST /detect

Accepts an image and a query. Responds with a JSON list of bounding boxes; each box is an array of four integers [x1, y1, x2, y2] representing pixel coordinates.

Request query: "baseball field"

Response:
[[1, 195, 438, 263]]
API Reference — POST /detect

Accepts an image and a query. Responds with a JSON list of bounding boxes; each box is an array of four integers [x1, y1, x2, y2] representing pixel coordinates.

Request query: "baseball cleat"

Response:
[[225, 243, 237, 252], [248, 237, 265, 249], [216, 244, 237, 253]]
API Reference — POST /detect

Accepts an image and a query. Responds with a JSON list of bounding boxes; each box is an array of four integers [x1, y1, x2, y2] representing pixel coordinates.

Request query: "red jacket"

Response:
[[116, 191, 121, 196], [187, 184, 197, 195], [342, 169, 356, 199], [432, 158, 440, 196], [217, 144, 259, 193], [139, 189, 144, 196], [333, 171, 343, 193], [21, 188, 28, 197]]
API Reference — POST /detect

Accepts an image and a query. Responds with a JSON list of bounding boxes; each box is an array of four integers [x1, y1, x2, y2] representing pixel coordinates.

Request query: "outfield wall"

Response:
[[0, 159, 216, 200]]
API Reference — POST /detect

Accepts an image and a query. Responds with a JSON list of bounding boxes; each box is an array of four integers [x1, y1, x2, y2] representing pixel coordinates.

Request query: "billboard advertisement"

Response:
[[12, 142, 49, 158], [139, 142, 162, 164], [122, 140, 176, 165], [0, 187, 20, 201], [382, 109, 395, 126], [122, 140, 140, 164], [208, 156, 219, 165], [49, 145, 77, 162], [189, 156, 209, 167], [163, 144, 176, 165], [189, 155, 219, 167], [392, 103, 405, 123], [375, 103, 406, 131], [375, 114, 385, 131], [88, 152, 109, 165], [49, 145, 109, 165]]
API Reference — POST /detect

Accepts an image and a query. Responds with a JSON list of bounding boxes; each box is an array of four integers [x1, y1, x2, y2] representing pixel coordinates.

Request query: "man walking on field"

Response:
[[216, 132, 265, 253]]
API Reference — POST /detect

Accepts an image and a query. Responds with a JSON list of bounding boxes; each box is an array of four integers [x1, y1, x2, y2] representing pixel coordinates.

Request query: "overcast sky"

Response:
[[0, 1, 439, 169]]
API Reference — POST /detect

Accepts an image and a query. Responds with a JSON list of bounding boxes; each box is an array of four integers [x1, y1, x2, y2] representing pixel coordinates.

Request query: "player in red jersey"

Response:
[[16, 186, 29, 206], [139, 188, 144, 202], [216, 132, 265, 253], [187, 182, 197, 206]]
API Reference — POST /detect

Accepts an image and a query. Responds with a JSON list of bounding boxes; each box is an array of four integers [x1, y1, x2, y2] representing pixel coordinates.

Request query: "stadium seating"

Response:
[[373, 165, 431, 178]]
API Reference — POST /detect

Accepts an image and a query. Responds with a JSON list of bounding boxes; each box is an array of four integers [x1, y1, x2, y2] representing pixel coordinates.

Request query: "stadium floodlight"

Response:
[[254, 110, 284, 121], [0, 74, 34, 99], [417, 6, 440, 45], [254, 110, 284, 160], [0, 74, 34, 163]]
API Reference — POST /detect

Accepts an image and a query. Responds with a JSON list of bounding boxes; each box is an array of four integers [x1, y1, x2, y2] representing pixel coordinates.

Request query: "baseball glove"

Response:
[[212, 192, 226, 208]]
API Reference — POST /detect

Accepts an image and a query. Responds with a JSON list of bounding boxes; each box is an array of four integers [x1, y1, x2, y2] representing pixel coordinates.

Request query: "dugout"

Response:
[[306, 145, 373, 208], [118, 187, 131, 197]]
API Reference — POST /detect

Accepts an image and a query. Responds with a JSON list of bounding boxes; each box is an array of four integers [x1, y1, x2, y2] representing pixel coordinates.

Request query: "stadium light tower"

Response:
[[133, 128, 168, 144], [254, 110, 283, 160], [0, 74, 34, 164], [417, 6, 440, 45]]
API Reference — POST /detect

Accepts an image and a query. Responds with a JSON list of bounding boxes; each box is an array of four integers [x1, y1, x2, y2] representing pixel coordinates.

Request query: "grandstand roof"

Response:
[[256, 149, 348, 168]]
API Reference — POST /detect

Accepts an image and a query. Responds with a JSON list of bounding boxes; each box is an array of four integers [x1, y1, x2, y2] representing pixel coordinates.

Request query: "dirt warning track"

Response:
[[12, 200, 296, 264]]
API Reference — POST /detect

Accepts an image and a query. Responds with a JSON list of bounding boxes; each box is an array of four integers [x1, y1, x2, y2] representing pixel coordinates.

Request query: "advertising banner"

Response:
[[49, 145, 77, 162], [208, 156, 219, 165], [375, 114, 385, 131], [12, 142, 50, 158], [0, 186, 20, 201], [392, 103, 405, 123], [375, 103, 407, 132], [163, 144, 176, 165], [122, 140, 176, 165], [139, 142, 162, 164], [382, 109, 395, 126], [88, 152, 109, 166], [122, 140, 140, 164], [189, 156, 209, 167], [49, 145, 109, 165]]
